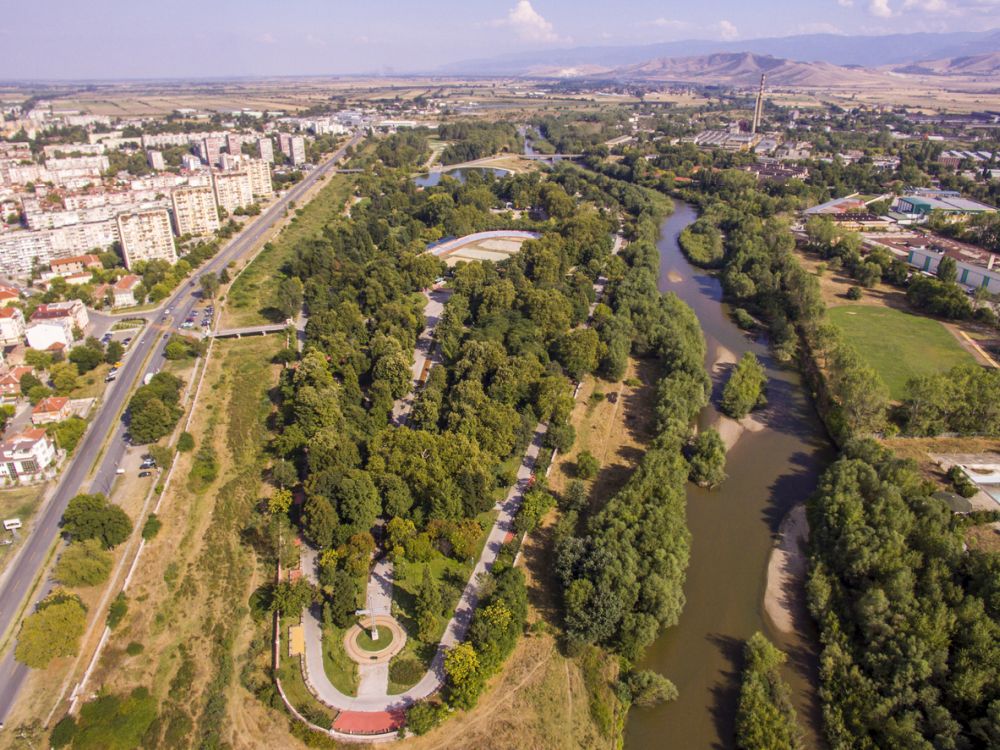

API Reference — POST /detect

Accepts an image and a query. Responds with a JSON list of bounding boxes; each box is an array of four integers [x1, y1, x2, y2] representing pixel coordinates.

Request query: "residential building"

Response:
[[278, 132, 293, 158], [245, 159, 273, 199], [50, 254, 102, 276], [146, 149, 165, 170], [116, 209, 176, 268], [171, 185, 220, 236], [0, 307, 25, 345], [258, 137, 274, 163], [212, 171, 253, 214], [112, 274, 142, 308], [289, 135, 306, 165], [199, 136, 224, 167], [0, 366, 33, 401], [0, 229, 67, 277], [0, 285, 20, 307], [31, 396, 71, 425], [0, 428, 56, 480], [31, 300, 89, 332], [25, 317, 74, 351], [181, 153, 203, 171]]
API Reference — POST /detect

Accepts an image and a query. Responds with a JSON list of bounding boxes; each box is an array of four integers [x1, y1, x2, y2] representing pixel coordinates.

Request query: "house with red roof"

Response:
[[31, 396, 71, 425]]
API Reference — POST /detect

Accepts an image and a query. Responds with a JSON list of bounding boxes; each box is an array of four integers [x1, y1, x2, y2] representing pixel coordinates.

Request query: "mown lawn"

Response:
[[827, 305, 974, 399]]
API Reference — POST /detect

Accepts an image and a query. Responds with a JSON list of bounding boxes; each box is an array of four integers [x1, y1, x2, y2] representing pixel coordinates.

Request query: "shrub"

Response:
[[389, 658, 424, 686], [141, 514, 162, 541], [126, 642, 144, 656], [107, 593, 128, 630], [576, 451, 599, 480], [733, 308, 756, 330], [846, 285, 863, 300], [721, 352, 766, 420], [50, 716, 77, 748], [407, 700, 447, 735], [177, 431, 195, 452]]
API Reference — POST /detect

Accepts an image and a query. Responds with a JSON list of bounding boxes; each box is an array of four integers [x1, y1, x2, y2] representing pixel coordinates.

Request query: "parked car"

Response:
[[138, 471, 152, 478]]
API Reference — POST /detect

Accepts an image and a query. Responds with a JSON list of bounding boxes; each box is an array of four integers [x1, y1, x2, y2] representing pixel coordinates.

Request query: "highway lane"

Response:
[[0, 132, 362, 727]]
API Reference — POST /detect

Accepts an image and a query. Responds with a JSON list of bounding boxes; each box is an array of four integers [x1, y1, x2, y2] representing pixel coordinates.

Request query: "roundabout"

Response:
[[343, 615, 406, 665]]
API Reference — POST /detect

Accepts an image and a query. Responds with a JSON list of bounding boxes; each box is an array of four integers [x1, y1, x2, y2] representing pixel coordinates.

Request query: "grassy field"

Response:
[[828, 305, 974, 399], [0, 485, 45, 571], [224, 170, 356, 328]]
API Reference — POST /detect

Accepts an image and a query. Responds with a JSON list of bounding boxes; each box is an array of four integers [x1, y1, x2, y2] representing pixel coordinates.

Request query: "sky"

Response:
[[1, 0, 999, 79]]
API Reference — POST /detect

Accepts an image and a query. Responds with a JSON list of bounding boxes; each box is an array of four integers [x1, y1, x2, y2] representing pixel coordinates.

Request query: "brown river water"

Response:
[[623, 203, 834, 749]]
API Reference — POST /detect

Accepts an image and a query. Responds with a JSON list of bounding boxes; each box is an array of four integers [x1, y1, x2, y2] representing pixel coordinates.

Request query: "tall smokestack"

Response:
[[752, 74, 766, 135]]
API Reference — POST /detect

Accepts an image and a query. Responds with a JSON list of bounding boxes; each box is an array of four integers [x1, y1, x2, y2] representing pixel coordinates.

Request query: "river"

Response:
[[624, 202, 834, 749]]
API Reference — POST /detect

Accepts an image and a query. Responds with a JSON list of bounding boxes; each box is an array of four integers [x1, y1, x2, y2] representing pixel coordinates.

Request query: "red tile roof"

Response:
[[33, 396, 69, 414]]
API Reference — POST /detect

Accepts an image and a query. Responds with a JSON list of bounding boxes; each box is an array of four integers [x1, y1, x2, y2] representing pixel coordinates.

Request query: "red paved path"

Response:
[[332, 709, 405, 734]]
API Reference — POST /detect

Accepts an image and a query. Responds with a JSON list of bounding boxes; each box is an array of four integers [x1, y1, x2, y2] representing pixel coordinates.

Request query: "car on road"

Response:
[[115, 468, 125, 475], [105, 373, 117, 383]]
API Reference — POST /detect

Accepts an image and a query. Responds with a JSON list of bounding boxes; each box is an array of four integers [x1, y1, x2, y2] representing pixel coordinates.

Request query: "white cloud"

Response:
[[902, 0, 949, 10], [869, 0, 894, 16], [837, 0, 855, 5], [494, 1, 562, 43], [651, 18, 694, 30], [717, 19, 740, 40]]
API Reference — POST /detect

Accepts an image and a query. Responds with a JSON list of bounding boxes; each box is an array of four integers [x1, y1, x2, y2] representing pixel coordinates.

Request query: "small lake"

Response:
[[413, 167, 511, 188]]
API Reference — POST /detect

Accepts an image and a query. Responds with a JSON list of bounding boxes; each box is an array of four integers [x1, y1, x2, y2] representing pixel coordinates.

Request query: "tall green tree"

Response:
[[721, 352, 766, 419]]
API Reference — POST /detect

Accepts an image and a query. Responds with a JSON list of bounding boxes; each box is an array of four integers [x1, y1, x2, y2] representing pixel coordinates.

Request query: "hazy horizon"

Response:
[[2, 0, 1000, 80]]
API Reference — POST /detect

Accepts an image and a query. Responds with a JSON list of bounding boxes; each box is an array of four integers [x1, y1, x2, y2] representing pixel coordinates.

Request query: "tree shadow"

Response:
[[706, 632, 744, 750]]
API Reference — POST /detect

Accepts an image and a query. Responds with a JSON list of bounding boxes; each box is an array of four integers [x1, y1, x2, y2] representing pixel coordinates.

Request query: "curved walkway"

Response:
[[426, 230, 541, 258], [299, 424, 547, 714]]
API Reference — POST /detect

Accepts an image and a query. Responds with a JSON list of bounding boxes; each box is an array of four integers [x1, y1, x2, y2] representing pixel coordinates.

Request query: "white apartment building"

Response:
[[0, 428, 57, 481], [212, 171, 253, 214], [45, 155, 109, 173], [0, 307, 25, 345], [117, 209, 177, 268], [258, 137, 274, 163], [56, 219, 119, 254], [245, 159, 273, 199], [289, 136, 306, 166], [26, 317, 75, 350], [171, 185, 220, 236], [278, 132, 293, 158], [146, 150, 165, 170], [43, 143, 106, 158], [0, 229, 67, 277]]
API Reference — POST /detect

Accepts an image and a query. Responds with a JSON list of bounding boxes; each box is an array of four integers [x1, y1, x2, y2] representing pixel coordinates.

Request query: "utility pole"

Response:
[[752, 74, 766, 135]]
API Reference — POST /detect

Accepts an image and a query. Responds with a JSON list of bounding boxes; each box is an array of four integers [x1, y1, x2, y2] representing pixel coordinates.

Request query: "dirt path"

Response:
[[764, 504, 809, 635]]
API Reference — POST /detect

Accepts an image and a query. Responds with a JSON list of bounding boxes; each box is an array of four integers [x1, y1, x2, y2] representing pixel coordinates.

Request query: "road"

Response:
[[0, 131, 363, 727]]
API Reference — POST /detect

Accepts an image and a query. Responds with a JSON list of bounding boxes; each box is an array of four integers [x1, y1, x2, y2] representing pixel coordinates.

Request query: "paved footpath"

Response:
[[391, 287, 451, 426], [300, 423, 547, 713], [355, 557, 394, 698]]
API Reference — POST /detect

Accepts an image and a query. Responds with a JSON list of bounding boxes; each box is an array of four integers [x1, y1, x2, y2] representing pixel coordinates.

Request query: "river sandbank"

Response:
[[764, 504, 810, 635]]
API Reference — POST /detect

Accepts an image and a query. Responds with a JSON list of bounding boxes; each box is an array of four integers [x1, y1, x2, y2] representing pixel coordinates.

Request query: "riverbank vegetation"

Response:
[[736, 633, 803, 750]]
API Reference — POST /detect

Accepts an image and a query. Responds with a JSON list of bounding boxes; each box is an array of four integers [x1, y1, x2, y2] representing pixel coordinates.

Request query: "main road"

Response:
[[0, 131, 364, 726]]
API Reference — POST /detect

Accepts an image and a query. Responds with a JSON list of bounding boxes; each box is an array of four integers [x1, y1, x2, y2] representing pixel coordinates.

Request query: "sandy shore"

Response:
[[764, 504, 809, 635], [701, 343, 766, 451]]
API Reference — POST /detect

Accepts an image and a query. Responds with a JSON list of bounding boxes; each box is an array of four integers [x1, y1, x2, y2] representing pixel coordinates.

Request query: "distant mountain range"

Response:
[[442, 29, 1000, 79], [599, 52, 894, 87]]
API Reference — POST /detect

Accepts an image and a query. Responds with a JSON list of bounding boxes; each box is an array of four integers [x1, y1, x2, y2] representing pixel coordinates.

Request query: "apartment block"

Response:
[[212, 171, 253, 214], [146, 149, 165, 170], [278, 132, 293, 158], [245, 159, 273, 199], [0, 230, 66, 277], [258, 137, 274, 163], [171, 185, 220, 236], [289, 136, 306, 166], [199, 136, 224, 167], [116, 209, 177, 268]]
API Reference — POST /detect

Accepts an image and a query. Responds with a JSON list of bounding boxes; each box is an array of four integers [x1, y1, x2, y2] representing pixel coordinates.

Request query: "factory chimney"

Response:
[[751, 74, 766, 135]]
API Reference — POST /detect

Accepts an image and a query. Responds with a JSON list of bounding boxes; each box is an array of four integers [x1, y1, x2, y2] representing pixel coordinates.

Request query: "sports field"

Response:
[[827, 305, 974, 399]]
